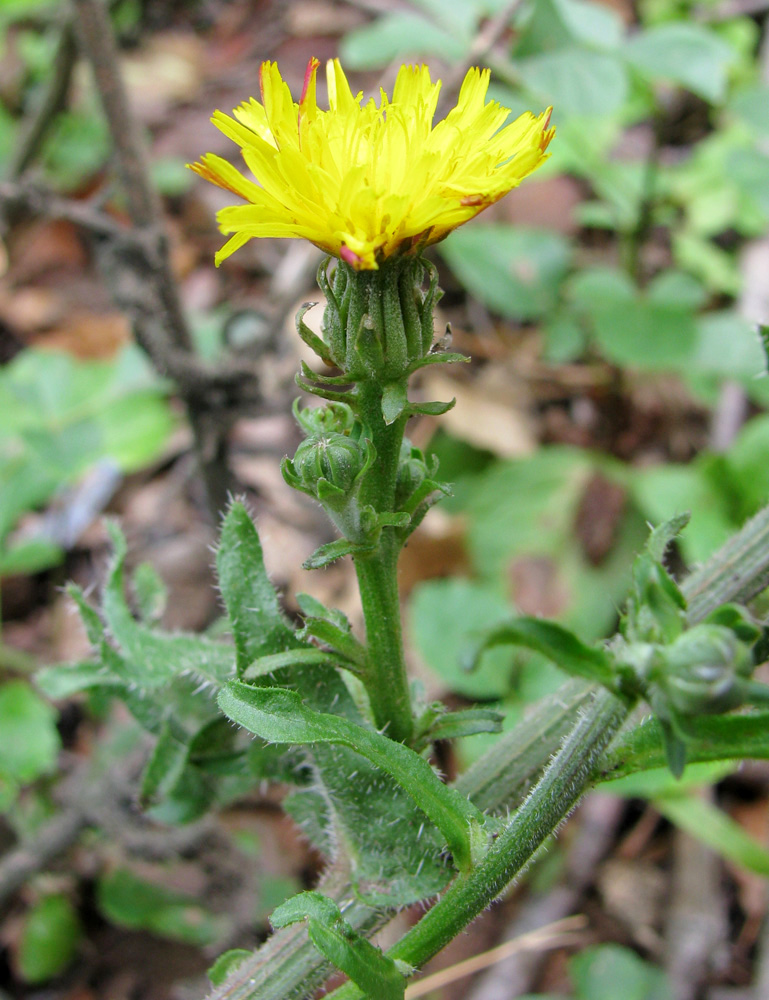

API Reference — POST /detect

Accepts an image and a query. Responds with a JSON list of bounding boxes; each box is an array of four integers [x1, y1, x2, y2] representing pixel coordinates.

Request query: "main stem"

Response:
[[354, 379, 413, 743]]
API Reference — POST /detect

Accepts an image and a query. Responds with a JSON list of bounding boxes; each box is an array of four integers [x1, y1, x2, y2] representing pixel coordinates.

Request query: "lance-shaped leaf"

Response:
[[271, 891, 408, 1000], [463, 617, 616, 688], [218, 682, 487, 871], [103, 522, 234, 688], [299, 618, 367, 669], [242, 648, 360, 681], [598, 711, 769, 782], [217, 503, 306, 673]]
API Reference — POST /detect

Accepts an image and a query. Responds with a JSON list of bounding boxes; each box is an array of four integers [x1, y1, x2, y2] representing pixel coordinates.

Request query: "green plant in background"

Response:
[[32, 51, 769, 1000]]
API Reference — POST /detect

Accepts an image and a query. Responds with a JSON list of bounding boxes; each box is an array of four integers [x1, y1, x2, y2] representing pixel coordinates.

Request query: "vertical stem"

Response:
[[354, 380, 413, 743]]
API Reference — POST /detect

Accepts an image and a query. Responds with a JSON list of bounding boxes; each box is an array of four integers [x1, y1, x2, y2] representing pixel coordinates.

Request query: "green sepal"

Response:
[[407, 398, 456, 417], [316, 478, 347, 501], [646, 513, 691, 562], [295, 373, 354, 404], [299, 360, 354, 386], [381, 381, 408, 425], [703, 603, 761, 645], [463, 617, 616, 689], [296, 592, 352, 632], [377, 511, 411, 528], [303, 537, 373, 569], [296, 303, 335, 366], [218, 682, 487, 871], [406, 351, 470, 375], [242, 647, 358, 681], [271, 891, 408, 1000]]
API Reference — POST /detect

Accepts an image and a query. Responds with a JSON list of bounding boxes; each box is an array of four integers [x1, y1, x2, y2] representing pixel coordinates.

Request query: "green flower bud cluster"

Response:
[[652, 623, 755, 718], [282, 407, 450, 559], [282, 403, 377, 544]]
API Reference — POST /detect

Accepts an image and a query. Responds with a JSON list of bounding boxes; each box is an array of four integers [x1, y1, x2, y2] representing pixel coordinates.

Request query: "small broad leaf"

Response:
[[624, 22, 734, 103], [0, 681, 61, 784], [570, 943, 672, 1000], [465, 618, 615, 687], [295, 592, 352, 631], [17, 894, 81, 984], [271, 891, 407, 1000], [97, 868, 226, 945], [217, 503, 305, 673], [440, 225, 571, 321], [218, 683, 486, 871]]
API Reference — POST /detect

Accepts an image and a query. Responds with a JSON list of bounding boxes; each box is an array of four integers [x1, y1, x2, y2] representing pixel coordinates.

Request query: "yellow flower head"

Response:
[[191, 58, 555, 271]]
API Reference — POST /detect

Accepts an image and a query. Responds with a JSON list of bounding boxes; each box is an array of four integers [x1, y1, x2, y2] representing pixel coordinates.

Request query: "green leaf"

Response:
[[139, 722, 189, 807], [340, 13, 466, 69], [131, 561, 168, 624], [655, 793, 769, 877], [440, 226, 571, 321], [97, 868, 226, 945], [519, 48, 628, 117], [299, 618, 367, 668], [217, 502, 305, 674], [416, 707, 503, 748], [410, 579, 518, 699], [242, 647, 351, 681], [599, 760, 736, 798], [624, 23, 734, 103], [0, 681, 60, 784], [466, 618, 615, 687], [103, 522, 234, 688], [218, 683, 486, 872], [208, 949, 251, 987], [571, 944, 672, 1000], [17, 894, 81, 983], [600, 712, 769, 781], [271, 891, 407, 1000], [0, 536, 63, 576], [645, 513, 691, 564], [36, 660, 125, 699], [381, 382, 408, 425]]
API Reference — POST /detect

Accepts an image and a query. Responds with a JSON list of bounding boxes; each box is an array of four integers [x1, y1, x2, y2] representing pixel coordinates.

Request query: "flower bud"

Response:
[[292, 399, 357, 438], [661, 624, 752, 716], [394, 441, 430, 509], [290, 433, 366, 496]]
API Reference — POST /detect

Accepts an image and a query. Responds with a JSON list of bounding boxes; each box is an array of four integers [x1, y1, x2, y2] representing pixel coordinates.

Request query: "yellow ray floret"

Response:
[[190, 58, 555, 271]]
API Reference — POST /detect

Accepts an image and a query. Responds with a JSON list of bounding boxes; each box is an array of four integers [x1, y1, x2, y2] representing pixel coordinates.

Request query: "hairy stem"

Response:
[[354, 380, 413, 742]]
